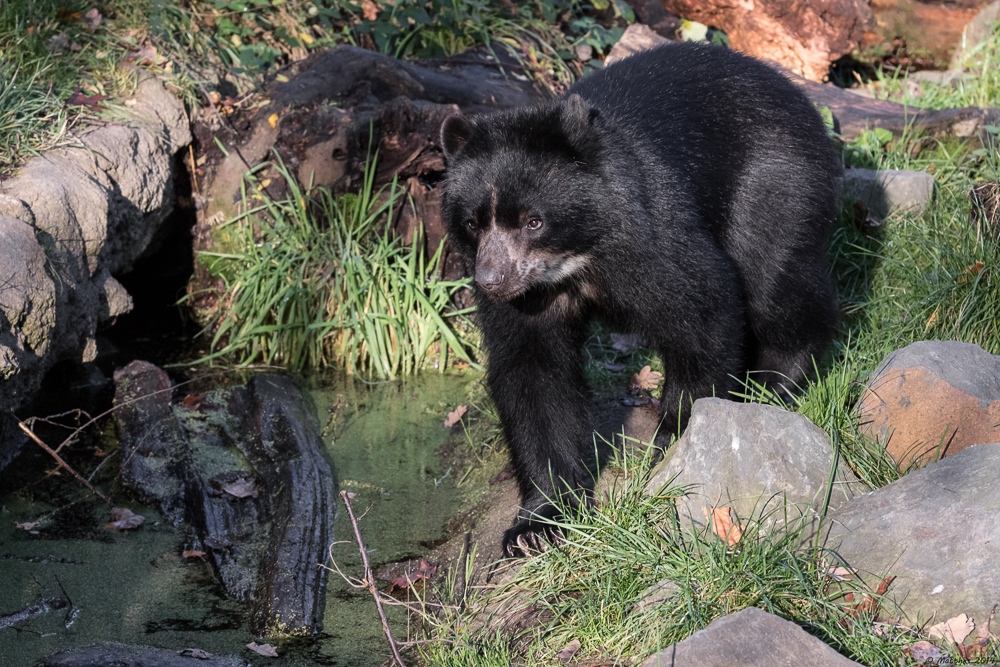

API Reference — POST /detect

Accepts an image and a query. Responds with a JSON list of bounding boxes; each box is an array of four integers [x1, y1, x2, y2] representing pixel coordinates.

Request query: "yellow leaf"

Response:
[[275, 74, 289, 83], [924, 308, 938, 332], [299, 31, 314, 45], [267, 113, 279, 128], [230, 33, 242, 47]]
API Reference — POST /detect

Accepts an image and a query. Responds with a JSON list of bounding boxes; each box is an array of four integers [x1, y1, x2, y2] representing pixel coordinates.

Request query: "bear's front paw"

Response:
[[501, 504, 563, 558]]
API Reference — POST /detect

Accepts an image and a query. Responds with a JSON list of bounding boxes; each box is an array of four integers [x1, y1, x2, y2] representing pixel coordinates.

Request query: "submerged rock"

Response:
[[37, 644, 248, 667], [113, 361, 336, 636]]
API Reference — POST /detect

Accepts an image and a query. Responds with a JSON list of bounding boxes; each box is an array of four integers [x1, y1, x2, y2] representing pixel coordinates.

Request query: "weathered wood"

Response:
[[114, 362, 336, 636]]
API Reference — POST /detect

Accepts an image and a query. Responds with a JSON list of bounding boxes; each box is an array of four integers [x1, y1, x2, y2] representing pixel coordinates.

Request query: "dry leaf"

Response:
[[631, 365, 664, 390], [223, 478, 258, 499], [957, 261, 985, 283], [906, 640, 945, 663], [15, 521, 40, 531], [929, 613, 975, 645], [387, 560, 437, 593], [924, 308, 938, 332], [444, 405, 467, 427], [825, 566, 855, 581], [275, 74, 289, 83], [126, 45, 159, 66], [66, 88, 107, 109], [361, 0, 379, 21], [705, 505, 744, 546], [177, 648, 213, 659], [181, 393, 205, 409], [555, 639, 581, 662], [267, 113, 279, 128], [182, 549, 207, 559], [610, 332, 641, 354], [106, 507, 144, 531], [84, 8, 102, 27], [246, 642, 278, 657]]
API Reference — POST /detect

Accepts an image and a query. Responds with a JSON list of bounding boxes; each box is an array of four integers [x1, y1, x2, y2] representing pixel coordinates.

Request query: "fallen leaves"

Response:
[[177, 648, 213, 659], [387, 560, 437, 593], [246, 642, 278, 657], [913, 606, 998, 662], [66, 88, 107, 110], [267, 113, 279, 129], [182, 549, 207, 560], [84, 8, 102, 27], [361, 0, 379, 21], [15, 521, 40, 532], [555, 639, 581, 662], [957, 260, 985, 283], [443, 405, 467, 427], [106, 507, 144, 532], [705, 506, 744, 547], [629, 365, 663, 391], [929, 612, 974, 645]]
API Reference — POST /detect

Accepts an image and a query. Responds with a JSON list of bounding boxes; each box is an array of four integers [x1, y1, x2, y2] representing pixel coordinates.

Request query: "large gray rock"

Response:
[[0, 71, 190, 468], [645, 399, 866, 536], [639, 607, 863, 666], [842, 168, 935, 219], [821, 442, 1000, 625]]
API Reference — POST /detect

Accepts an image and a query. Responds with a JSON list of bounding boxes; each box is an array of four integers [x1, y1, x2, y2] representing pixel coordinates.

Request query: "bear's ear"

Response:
[[441, 114, 473, 160], [560, 94, 600, 148]]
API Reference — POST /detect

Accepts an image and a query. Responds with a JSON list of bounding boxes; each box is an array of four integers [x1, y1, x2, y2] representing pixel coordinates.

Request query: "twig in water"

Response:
[[17, 422, 110, 504], [339, 490, 407, 667]]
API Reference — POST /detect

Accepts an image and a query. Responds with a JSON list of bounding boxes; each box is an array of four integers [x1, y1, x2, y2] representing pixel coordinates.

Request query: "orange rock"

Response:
[[858, 365, 1000, 469], [661, 0, 876, 81]]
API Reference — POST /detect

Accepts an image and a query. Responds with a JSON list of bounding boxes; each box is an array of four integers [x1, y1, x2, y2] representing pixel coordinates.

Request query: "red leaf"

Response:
[[66, 89, 107, 109]]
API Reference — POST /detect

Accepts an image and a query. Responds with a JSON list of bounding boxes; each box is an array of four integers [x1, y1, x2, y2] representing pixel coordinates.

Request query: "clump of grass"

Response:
[[195, 153, 478, 378], [416, 470, 915, 666]]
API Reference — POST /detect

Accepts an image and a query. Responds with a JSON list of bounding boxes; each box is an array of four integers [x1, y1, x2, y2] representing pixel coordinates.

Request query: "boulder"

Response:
[[658, 0, 876, 81], [639, 607, 864, 666], [841, 168, 935, 219], [644, 399, 867, 536], [856, 340, 1000, 468], [950, 0, 1000, 69], [0, 72, 191, 470], [821, 443, 1000, 625], [114, 362, 337, 636]]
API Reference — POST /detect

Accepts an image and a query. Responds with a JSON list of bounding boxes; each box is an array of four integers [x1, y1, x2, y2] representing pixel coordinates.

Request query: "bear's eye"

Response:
[[525, 218, 543, 231], [464, 218, 476, 229]]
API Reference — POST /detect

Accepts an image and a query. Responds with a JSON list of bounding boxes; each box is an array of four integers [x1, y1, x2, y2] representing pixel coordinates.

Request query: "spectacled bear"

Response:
[[439, 43, 841, 557]]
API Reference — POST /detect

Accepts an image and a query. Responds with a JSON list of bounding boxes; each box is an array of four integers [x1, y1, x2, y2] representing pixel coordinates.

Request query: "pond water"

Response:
[[0, 369, 471, 667]]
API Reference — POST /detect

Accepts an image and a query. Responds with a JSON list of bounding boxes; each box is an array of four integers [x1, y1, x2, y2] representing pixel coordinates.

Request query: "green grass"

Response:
[[193, 152, 479, 377], [416, 471, 924, 666]]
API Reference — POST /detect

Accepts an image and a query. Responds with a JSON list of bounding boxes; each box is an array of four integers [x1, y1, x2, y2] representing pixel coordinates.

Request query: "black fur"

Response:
[[440, 43, 841, 556]]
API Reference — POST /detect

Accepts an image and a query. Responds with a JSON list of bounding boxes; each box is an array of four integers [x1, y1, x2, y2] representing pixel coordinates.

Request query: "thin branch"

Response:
[[340, 490, 407, 667], [17, 422, 110, 504]]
